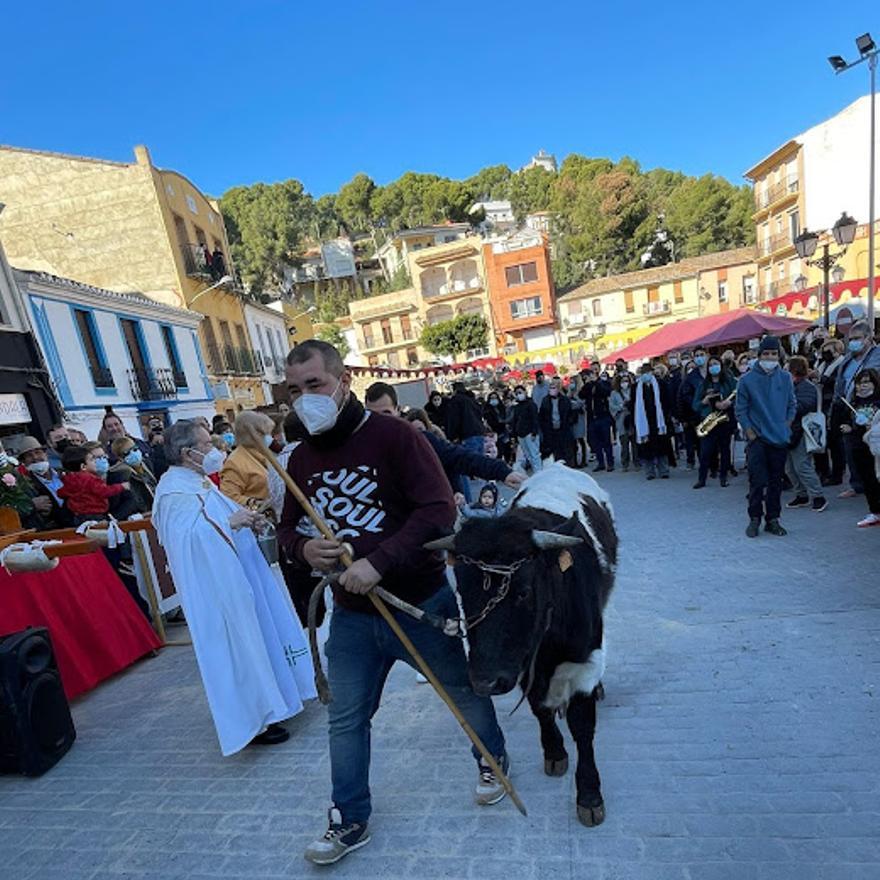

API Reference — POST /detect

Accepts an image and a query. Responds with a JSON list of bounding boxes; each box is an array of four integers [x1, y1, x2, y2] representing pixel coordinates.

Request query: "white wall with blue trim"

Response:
[[18, 271, 215, 442]]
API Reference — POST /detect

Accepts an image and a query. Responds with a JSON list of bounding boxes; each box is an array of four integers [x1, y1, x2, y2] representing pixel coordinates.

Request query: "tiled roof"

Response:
[[557, 247, 757, 302]]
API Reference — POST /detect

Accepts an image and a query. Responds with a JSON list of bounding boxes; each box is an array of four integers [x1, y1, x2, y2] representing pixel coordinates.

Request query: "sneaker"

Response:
[[812, 497, 828, 512], [475, 754, 510, 806], [592, 465, 606, 473], [786, 496, 810, 509], [857, 513, 880, 528], [839, 488, 857, 499], [764, 519, 787, 536], [692, 481, 706, 489], [304, 808, 371, 866], [746, 518, 761, 538]]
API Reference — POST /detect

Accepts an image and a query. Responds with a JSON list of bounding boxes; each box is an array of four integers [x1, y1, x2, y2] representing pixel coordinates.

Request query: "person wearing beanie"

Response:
[[734, 336, 797, 537]]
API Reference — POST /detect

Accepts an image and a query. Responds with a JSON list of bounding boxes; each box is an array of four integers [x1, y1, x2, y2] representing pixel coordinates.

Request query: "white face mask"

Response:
[[28, 460, 51, 476], [293, 378, 343, 435], [759, 359, 779, 371], [191, 447, 226, 475]]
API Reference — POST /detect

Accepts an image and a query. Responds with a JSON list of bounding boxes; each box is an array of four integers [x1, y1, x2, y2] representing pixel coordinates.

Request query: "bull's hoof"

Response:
[[544, 756, 569, 777], [576, 798, 606, 827]]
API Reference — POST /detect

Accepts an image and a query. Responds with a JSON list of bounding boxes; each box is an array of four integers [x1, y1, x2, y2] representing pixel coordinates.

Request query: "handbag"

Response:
[[801, 382, 826, 454]]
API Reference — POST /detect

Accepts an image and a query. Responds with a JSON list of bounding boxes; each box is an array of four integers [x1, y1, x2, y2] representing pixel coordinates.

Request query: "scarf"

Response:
[[634, 376, 666, 443], [293, 393, 368, 451]]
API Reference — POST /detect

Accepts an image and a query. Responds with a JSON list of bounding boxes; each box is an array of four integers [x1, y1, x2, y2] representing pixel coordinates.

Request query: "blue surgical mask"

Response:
[[848, 339, 865, 354], [264, 434, 274, 447], [709, 364, 722, 376], [694, 355, 707, 367], [93, 456, 109, 475], [124, 449, 143, 468], [759, 359, 779, 372], [222, 431, 235, 447]]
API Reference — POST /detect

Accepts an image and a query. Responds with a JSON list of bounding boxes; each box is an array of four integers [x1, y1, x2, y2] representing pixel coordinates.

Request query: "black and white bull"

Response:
[[428, 463, 617, 826]]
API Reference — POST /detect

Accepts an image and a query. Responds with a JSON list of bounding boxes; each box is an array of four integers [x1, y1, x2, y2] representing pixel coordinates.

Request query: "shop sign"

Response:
[[0, 393, 30, 426]]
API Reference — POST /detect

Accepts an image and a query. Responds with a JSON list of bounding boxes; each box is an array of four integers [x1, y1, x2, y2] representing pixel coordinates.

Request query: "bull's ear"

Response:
[[424, 534, 456, 552], [531, 530, 582, 550]]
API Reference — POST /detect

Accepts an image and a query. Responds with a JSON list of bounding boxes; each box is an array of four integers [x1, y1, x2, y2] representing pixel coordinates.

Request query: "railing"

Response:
[[90, 365, 115, 389], [180, 242, 240, 289], [565, 312, 591, 328], [642, 299, 671, 316], [181, 242, 211, 278], [127, 367, 179, 401], [203, 342, 262, 375], [758, 232, 794, 257], [754, 175, 799, 210]]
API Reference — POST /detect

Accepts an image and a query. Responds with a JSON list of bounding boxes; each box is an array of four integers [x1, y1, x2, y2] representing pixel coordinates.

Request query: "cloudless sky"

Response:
[[3, 2, 878, 198]]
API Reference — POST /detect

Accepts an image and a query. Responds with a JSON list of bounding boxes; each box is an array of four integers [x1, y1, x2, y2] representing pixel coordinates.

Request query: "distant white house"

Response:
[[375, 224, 472, 278], [16, 270, 214, 440], [522, 150, 558, 173], [243, 301, 289, 405], [469, 200, 516, 234]]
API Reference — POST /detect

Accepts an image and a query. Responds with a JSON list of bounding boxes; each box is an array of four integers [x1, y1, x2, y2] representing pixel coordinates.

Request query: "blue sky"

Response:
[[2, 2, 878, 198]]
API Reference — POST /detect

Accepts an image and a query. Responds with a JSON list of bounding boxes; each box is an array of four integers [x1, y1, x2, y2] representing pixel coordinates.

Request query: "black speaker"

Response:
[[0, 627, 76, 776]]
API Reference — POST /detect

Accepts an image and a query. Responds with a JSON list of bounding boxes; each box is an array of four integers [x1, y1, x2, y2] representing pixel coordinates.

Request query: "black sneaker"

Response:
[[812, 497, 828, 512], [746, 518, 761, 538], [765, 519, 787, 536], [304, 808, 371, 866], [786, 496, 810, 509]]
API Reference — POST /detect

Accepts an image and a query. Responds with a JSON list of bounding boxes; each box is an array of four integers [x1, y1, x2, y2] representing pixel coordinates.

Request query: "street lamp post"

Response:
[[794, 212, 858, 328], [829, 32, 878, 327], [188, 274, 233, 307]]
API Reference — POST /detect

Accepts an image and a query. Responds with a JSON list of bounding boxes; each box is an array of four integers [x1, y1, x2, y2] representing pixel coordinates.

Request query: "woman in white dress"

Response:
[[152, 420, 316, 756]]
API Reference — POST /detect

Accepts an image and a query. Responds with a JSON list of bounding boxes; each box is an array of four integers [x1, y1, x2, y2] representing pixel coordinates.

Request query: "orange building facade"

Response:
[[482, 234, 556, 353]]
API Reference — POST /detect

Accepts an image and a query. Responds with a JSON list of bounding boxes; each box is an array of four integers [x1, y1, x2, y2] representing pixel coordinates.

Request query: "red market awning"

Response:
[[606, 309, 813, 363], [759, 278, 869, 316]]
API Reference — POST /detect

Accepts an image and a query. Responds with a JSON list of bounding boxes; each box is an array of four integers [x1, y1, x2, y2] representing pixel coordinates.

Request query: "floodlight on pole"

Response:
[[828, 31, 878, 327]]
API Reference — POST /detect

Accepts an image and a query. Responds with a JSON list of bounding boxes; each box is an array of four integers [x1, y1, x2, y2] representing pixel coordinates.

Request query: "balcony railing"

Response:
[[90, 365, 115, 389], [127, 367, 179, 401], [203, 342, 262, 375], [180, 242, 244, 290], [754, 175, 799, 210], [758, 232, 794, 257], [643, 299, 671, 316]]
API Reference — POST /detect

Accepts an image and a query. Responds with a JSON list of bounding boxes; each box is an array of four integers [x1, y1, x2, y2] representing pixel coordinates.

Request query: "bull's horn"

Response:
[[531, 530, 582, 550], [423, 535, 456, 552]]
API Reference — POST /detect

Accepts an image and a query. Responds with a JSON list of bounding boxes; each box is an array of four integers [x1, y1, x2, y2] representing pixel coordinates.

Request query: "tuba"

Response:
[[696, 389, 737, 437]]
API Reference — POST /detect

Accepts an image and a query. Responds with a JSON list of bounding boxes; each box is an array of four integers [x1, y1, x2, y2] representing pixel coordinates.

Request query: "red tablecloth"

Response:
[[0, 551, 162, 699]]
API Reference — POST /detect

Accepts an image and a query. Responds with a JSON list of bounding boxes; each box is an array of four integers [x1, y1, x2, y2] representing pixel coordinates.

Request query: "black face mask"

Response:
[[822, 350, 835, 363], [54, 439, 71, 453]]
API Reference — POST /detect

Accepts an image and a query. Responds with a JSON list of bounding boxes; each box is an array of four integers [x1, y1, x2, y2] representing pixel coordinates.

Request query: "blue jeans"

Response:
[[518, 433, 542, 472], [325, 583, 506, 824], [459, 435, 486, 502]]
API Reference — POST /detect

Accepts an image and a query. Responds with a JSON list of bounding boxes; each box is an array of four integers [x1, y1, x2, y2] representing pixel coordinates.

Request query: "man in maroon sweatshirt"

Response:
[[279, 340, 507, 866]]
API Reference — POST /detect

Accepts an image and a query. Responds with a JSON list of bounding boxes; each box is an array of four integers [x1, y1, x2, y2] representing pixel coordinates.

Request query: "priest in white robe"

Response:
[[152, 419, 316, 756]]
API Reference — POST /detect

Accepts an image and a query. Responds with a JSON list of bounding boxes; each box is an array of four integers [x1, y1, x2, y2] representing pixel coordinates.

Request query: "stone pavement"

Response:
[[1, 458, 879, 880]]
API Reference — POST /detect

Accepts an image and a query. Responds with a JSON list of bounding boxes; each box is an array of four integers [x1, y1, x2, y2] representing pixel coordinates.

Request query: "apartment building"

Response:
[[0, 144, 266, 415]]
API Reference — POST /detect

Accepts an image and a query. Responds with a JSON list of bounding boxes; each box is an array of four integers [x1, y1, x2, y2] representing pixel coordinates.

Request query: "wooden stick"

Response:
[[131, 530, 190, 647], [252, 435, 527, 817]]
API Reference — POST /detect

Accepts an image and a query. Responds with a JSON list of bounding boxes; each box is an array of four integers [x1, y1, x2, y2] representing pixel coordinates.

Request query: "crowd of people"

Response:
[[1, 324, 878, 867], [410, 319, 880, 534]]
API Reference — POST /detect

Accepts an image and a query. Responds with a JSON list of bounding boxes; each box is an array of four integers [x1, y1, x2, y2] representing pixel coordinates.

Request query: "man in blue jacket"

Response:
[[734, 337, 797, 538]]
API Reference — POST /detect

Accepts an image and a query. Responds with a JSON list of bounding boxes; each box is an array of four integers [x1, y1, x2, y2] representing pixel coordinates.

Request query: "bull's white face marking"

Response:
[[512, 462, 615, 571], [544, 642, 606, 712]]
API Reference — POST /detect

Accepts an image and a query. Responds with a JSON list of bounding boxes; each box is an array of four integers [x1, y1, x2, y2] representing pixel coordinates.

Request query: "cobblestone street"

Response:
[[2, 460, 879, 880]]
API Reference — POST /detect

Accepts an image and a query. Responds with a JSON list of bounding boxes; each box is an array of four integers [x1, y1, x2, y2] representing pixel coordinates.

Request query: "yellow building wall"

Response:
[[406, 237, 497, 355], [0, 144, 265, 413], [0, 147, 180, 306]]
